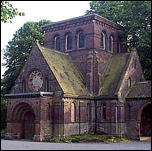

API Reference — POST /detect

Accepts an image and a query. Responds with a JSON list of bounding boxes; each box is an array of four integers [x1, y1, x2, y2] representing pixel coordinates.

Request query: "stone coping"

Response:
[[63, 94, 118, 100], [42, 13, 122, 32], [5, 92, 54, 98]]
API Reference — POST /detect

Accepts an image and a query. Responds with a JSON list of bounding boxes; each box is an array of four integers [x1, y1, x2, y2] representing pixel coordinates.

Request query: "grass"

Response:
[[50, 133, 131, 143], [1, 129, 6, 138]]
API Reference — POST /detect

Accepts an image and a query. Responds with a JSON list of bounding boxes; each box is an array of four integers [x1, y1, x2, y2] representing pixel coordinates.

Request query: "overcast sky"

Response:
[[1, 1, 90, 78]]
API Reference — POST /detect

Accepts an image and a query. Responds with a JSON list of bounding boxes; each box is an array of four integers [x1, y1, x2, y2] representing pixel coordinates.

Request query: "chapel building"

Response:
[[5, 14, 151, 141]]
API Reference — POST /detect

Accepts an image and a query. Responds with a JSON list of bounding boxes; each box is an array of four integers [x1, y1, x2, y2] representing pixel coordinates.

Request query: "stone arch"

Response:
[[138, 102, 151, 137], [138, 102, 151, 121], [11, 102, 37, 139], [11, 102, 37, 121]]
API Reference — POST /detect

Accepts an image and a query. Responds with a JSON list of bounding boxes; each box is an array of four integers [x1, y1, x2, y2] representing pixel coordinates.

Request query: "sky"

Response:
[[1, 1, 90, 78]]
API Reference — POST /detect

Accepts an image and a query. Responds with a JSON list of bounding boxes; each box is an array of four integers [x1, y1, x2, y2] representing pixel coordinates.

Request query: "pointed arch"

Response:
[[71, 102, 76, 122]]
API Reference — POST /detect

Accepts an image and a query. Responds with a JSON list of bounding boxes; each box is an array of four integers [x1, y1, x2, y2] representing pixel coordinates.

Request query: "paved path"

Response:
[[1, 139, 151, 150]]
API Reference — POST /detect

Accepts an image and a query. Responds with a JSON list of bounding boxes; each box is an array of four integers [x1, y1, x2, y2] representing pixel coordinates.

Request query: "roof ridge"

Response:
[[115, 53, 131, 95]]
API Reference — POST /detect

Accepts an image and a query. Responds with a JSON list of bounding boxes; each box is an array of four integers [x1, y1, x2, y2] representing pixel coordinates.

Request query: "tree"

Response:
[[86, 1, 151, 80], [1, 20, 52, 95], [1, 1, 25, 23], [1, 93, 7, 129]]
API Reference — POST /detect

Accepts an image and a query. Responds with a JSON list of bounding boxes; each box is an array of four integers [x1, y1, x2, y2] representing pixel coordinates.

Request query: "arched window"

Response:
[[101, 103, 106, 120], [128, 104, 131, 119], [128, 77, 132, 88], [55, 36, 60, 50], [78, 32, 85, 48], [100, 32, 106, 50], [65, 34, 72, 50], [45, 77, 49, 92], [109, 35, 114, 52], [71, 103, 76, 122], [22, 80, 26, 93], [87, 103, 91, 121], [133, 59, 137, 69]]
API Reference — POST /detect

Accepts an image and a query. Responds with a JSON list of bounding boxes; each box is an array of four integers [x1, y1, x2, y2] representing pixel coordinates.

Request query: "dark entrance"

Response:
[[140, 104, 151, 137], [23, 111, 35, 139]]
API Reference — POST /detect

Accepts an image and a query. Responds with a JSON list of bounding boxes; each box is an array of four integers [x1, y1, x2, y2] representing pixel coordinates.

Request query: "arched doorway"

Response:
[[140, 103, 151, 137], [12, 103, 36, 140]]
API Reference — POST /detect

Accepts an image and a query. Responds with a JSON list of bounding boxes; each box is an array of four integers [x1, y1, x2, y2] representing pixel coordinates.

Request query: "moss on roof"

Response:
[[37, 42, 87, 96], [100, 53, 130, 95], [127, 81, 151, 98]]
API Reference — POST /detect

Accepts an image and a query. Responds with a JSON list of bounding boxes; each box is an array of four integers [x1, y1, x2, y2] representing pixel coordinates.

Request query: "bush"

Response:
[[1, 129, 7, 138], [50, 133, 131, 143]]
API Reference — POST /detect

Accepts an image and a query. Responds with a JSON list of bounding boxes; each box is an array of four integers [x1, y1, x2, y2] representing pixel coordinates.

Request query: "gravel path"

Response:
[[1, 139, 151, 150]]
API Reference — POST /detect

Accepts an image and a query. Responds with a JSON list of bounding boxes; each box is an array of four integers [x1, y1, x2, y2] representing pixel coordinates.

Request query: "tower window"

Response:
[[78, 32, 85, 48], [65, 34, 72, 50], [100, 32, 106, 50], [109, 35, 114, 52], [55, 36, 60, 50]]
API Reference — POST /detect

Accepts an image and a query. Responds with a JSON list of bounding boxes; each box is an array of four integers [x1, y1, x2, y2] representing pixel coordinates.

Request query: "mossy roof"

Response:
[[100, 53, 130, 95], [127, 81, 151, 98], [37, 43, 87, 96]]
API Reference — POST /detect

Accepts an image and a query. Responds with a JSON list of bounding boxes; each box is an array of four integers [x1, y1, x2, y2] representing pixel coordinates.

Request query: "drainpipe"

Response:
[[115, 105, 118, 136], [79, 100, 80, 135], [94, 100, 97, 134]]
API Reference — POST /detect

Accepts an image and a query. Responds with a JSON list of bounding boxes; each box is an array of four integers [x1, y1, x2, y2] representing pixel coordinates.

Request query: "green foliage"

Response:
[[1, 20, 52, 94], [86, 1, 151, 80], [1, 1, 25, 23], [1, 93, 7, 129], [50, 133, 131, 143], [51, 137, 64, 143], [1, 129, 7, 138]]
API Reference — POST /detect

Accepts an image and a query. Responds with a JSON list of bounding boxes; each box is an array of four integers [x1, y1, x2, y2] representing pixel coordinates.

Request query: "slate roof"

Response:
[[126, 81, 151, 98], [100, 53, 131, 96], [37, 42, 88, 96]]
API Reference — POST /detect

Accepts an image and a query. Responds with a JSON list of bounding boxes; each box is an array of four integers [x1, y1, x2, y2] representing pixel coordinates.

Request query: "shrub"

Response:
[[1, 129, 7, 138], [50, 133, 131, 143]]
